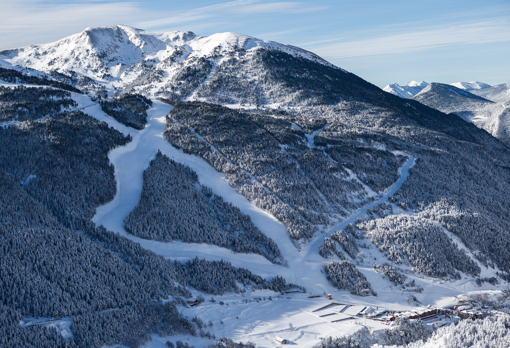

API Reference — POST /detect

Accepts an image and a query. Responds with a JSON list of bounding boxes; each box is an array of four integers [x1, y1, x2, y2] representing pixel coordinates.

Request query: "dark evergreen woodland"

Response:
[[164, 101, 400, 240], [125, 152, 284, 264], [173, 257, 302, 295], [0, 110, 129, 231], [0, 90, 297, 346], [0, 67, 82, 93], [0, 85, 77, 121], [99, 93, 152, 129], [324, 261, 375, 296]]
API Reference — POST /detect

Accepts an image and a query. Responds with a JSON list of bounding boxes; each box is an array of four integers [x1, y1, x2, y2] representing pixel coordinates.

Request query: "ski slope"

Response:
[[303, 156, 415, 262], [89, 100, 505, 347], [92, 101, 412, 291], [90, 101, 478, 298]]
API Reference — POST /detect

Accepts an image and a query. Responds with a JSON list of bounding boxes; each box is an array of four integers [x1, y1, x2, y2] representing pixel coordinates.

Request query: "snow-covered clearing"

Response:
[[105, 291, 389, 348], [0, 120, 20, 129], [20, 317, 73, 339]]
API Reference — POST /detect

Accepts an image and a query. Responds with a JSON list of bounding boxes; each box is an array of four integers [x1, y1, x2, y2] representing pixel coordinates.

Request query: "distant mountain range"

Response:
[[383, 80, 492, 99], [471, 82, 510, 103], [383, 80, 510, 146], [450, 81, 492, 91], [412, 83, 492, 109]]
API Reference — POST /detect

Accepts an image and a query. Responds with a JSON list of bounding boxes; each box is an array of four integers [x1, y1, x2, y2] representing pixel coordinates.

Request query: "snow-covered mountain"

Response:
[[2, 25, 510, 348], [411, 82, 510, 146], [450, 81, 491, 91], [382, 80, 492, 99], [413, 82, 490, 103], [471, 82, 510, 103], [0, 25, 332, 74], [382, 81, 429, 98], [0, 25, 339, 105]]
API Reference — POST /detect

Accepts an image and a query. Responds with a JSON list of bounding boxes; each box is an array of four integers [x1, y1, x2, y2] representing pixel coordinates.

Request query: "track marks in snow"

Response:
[[88, 102, 488, 346]]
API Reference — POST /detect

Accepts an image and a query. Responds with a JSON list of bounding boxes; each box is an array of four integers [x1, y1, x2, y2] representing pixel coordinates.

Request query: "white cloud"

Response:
[[229, 2, 324, 14], [137, 0, 260, 29], [0, 1, 155, 49], [0, 0, 328, 50], [139, 1, 324, 29], [307, 19, 510, 59]]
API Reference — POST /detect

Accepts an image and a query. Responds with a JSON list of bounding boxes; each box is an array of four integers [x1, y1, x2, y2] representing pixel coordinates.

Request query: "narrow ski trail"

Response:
[[302, 155, 415, 261], [92, 100, 427, 306]]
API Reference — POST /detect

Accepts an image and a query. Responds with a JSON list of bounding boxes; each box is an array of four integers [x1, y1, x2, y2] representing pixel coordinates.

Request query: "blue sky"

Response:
[[1, 0, 509, 87]]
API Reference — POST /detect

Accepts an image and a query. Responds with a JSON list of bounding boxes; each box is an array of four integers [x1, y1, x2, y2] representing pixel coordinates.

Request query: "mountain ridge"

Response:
[[382, 81, 429, 98], [450, 81, 491, 91], [471, 82, 510, 103], [383, 80, 493, 99], [0, 25, 336, 83], [411, 82, 510, 146], [414, 82, 492, 102]]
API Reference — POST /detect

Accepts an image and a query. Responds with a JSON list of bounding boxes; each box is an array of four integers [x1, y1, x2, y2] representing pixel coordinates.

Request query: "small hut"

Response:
[[274, 336, 288, 344]]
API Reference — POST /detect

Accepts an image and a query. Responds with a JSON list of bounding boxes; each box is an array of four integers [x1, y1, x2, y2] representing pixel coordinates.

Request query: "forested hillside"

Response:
[[0, 67, 82, 93], [164, 101, 401, 241], [0, 86, 300, 347], [125, 152, 284, 264], [0, 86, 77, 121], [163, 96, 510, 276], [99, 93, 152, 129]]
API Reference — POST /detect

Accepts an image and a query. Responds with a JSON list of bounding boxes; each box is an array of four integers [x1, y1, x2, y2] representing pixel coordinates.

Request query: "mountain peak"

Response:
[[407, 80, 428, 87], [382, 81, 429, 98], [449, 81, 491, 91], [1, 26, 336, 82]]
